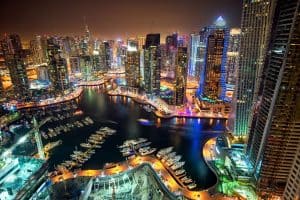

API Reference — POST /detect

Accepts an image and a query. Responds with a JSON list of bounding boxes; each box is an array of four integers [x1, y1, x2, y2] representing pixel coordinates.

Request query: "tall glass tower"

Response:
[[233, 0, 275, 137], [174, 47, 188, 105], [188, 34, 200, 82], [246, 0, 300, 196], [144, 34, 161, 96], [1, 34, 29, 97], [198, 16, 229, 101], [125, 39, 140, 88], [47, 38, 70, 95]]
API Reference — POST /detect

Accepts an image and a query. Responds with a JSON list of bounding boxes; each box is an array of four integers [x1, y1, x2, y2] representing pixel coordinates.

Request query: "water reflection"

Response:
[[46, 88, 226, 190]]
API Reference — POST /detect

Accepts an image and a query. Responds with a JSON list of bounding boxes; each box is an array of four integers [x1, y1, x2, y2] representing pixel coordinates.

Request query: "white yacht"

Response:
[[156, 147, 174, 159], [171, 161, 185, 171]]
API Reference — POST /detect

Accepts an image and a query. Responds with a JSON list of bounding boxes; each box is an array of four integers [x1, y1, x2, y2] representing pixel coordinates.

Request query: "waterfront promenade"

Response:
[[108, 88, 228, 119], [4, 87, 83, 110]]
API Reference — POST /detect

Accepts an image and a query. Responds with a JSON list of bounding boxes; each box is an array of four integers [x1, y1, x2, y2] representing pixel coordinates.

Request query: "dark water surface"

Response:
[[44, 88, 226, 190]]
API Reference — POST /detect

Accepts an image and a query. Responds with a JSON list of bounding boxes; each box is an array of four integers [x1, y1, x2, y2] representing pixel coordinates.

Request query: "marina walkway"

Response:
[[108, 88, 228, 119], [5, 87, 83, 110]]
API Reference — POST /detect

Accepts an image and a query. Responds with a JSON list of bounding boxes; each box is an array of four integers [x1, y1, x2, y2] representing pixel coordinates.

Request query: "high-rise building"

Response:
[[37, 65, 49, 81], [84, 24, 91, 44], [125, 39, 140, 87], [46, 38, 70, 94], [70, 56, 81, 74], [177, 34, 189, 47], [0, 53, 4, 96], [30, 35, 48, 65], [145, 34, 160, 49], [174, 47, 188, 105], [144, 34, 161, 96], [115, 40, 126, 67], [233, 0, 275, 137], [0, 77, 3, 98], [198, 16, 229, 101], [246, 0, 300, 196], [2, 34, 22, 55], [166, 33, 178, 51], [1, 34, 29, 96], [139, 48, 145, 87], [226, 28, 240, 87], [103, 41, 112, 70], [188, 34, 200, 82], [283, 143, 300, 200], [0, 46, 8, 97], [137, 36, 145, 50], [80, 55, 92, 81], [4, 54, 29, 96]]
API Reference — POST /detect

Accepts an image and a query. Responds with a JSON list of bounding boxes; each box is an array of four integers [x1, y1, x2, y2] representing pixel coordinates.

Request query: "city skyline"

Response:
[[0, 0, 242, 41], [0, 0, 299, 199]]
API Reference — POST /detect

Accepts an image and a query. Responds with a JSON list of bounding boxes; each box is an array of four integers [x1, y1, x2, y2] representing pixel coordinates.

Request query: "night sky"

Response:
[[0, 0, 242, 41]]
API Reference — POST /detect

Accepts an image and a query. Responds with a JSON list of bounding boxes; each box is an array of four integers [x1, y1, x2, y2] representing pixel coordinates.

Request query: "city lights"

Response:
[[0, 0, 299, 199]]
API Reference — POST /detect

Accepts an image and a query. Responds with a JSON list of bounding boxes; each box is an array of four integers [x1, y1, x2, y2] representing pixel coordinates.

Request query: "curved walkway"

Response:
[[50, 155, 212, 200], [202, 137, 219, 191], [6, 87, 83, 110]]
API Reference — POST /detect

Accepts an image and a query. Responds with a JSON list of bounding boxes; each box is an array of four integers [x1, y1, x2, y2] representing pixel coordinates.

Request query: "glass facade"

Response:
[[233, 0, 274, 137], [198, 17, 229, 101], [246, 0, 300, 195], [188, 34, 201, 82], [174, 47, 188, 105]]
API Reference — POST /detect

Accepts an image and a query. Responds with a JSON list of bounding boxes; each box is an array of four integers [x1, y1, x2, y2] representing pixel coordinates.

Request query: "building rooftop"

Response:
[[0, 156, 45, 200], [48, 163, 177, 200], [214, 16, 226, 27]]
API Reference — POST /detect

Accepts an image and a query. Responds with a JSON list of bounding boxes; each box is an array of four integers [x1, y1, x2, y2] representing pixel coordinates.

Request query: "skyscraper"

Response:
[[125, 39, 140, 87], [0, 46, 7, 98], [137, 36, 145, 50], [103, 41, 112, 70], [80, 55, 92, 81], [177, 34, 189, 47], [70, 56, 81, 74], [283, 143, 300, 200], [174, 47, 188, 105], [233, 0, 275, 137], [144, 34, 161, 96], [30, 35, 48, 65], [226, 28, 240, 88], [46, 38, 70, 94], [246, 0, 300, 196], [166, 33, 178, 52], [188, 33, 201, 82], [198, 16, 229, 101], [1, 34, 29, 96], [145, 34, 160, 49]]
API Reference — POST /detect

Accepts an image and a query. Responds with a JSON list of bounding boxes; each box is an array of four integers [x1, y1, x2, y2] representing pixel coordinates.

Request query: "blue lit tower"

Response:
[[144, 34, 161, 96], [188, 33, 200, 82], [197, 16, 229, 101]]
